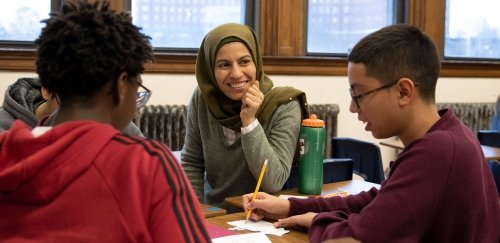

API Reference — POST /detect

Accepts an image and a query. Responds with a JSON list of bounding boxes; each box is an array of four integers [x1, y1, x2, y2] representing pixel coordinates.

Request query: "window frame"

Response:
[[304, 0, 400, 57], [124, 0, 255, 52], [1, 0, 500, 77]]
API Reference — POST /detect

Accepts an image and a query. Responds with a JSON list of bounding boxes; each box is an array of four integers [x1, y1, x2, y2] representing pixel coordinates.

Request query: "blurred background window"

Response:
[[130, 0, 249, 50], [445, 0, 500, 60], [306, 0, 395, 56], [0, 0, 50, 42]]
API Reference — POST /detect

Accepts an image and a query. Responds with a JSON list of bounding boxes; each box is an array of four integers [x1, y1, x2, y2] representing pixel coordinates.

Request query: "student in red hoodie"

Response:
[[243, 24, 500, 243], [0, 1, 210, 242]]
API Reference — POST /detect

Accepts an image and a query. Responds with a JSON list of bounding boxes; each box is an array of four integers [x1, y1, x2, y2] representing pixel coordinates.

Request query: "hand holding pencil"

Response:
[[245, 159, 268, 223], [242, 187, 292, 222]]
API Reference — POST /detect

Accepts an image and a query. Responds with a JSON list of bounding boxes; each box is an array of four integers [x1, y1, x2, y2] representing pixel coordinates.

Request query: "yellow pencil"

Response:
[[245, 159, 268, 223]]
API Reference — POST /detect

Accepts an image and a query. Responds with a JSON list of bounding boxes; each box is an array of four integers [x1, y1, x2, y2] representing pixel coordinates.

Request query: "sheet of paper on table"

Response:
[[278, 195, 309, 199], [279, 192, 351, 199], [212, 232, 271, 243], [227, 220, 289, 236]]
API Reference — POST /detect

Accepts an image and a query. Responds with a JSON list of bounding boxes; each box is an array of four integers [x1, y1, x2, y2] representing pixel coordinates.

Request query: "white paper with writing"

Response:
[[227, 220, 289, 236], [278, 194, 309, 199], [212, 232, 271, 243]]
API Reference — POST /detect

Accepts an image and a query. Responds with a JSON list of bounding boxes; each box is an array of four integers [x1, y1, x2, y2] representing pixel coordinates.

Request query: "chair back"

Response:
[[487, 160, 500, 196], [492, 115, 500, 131], [331, 137, 385, 184], [282, 158, 353, 190], [477, 130, 500, 148]]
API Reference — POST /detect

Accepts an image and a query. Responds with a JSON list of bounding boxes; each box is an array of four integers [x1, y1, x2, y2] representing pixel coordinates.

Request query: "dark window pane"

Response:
[[445, 0, 500, 59], [307, 0, 394, 55], [0, 0, 50, 42], [131, 0, 246, 49]]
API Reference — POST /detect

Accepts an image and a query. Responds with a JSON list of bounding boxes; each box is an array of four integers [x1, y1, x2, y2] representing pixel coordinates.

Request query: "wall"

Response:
[[1, 71, 499, 174]]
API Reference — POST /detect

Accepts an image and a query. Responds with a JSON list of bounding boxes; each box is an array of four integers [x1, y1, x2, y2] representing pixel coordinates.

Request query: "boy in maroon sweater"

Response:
[[243, 24, 500, 242], [0, 1, 210, 242]]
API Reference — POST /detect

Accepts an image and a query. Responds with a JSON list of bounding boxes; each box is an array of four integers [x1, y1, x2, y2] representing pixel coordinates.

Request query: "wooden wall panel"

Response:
[[408, 0, 445, 57], [258, 0, 304, 56]]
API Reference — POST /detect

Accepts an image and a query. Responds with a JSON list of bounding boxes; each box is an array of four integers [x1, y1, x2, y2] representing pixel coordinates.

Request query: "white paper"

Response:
[[279, 194, 309, 199], [227, 220, 289, 236], [212, 232, 271, 243]]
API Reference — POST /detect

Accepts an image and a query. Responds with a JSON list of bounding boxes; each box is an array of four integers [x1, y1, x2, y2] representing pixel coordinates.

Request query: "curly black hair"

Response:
[[35, 0, 154, 102]]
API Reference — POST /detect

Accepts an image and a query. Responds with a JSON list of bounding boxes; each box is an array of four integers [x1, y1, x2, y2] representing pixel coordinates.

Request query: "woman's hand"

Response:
[[240, 80, 264, 127], [242, 192, 290, 221]]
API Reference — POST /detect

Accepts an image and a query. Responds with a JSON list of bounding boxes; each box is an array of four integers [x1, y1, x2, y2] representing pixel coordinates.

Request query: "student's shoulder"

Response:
[[275, 97, 301, 113], [406, 129, 472, 167], [103, 133, 180, 170], [0, 107, 16, 131], [190, 86, 203, 100], [111, 133, 166, 150], [410, 130, 455, 154], [188, 87, 206, 105], [110, 133, 174, 160]]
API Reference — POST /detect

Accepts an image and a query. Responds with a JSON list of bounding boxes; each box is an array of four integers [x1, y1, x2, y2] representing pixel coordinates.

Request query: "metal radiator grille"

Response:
[[132, 103, 493, 154], [437, 102, 495, 135], [308, 104, 340, 158], [133, 105, 187, 151]]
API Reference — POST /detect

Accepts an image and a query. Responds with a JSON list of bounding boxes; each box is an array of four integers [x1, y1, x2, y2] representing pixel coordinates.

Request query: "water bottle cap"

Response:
[[301, 114, 325, 127]]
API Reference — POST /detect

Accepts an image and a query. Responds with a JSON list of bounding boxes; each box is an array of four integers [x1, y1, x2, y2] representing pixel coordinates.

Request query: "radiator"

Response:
[[308, 104, 340, 158], [133, 104, 340, 157], [133, 105, 187, 151], [437, 102, 495, 135], [133, 103, 493, 155]]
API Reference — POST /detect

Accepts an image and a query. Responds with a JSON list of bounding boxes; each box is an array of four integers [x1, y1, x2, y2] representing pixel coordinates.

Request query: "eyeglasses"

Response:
[[135, 80, 152, 108], [349, 79, 399, 108]]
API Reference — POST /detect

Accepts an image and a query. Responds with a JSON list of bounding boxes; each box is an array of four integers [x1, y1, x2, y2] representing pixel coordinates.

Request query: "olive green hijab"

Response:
[[196, 23, 308, 130]]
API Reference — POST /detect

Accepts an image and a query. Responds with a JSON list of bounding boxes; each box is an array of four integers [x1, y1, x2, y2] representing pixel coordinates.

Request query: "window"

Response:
[[0, 0, 50, 43], [445, 0, 500, 60], [129, 0, 251, 50], [1, 0, 499, 77], [306, 0, 396, 55]]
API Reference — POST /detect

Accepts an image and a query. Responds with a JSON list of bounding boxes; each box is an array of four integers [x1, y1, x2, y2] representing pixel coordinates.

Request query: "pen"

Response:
[[245, 159, 268, 223]]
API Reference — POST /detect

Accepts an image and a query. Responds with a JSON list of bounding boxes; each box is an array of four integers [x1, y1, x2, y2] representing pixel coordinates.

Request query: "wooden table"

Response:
[[482, 145, 500, 160], [225, 180, 380, 209], [206, 212, 309, 242], [201, 204, 227, 218], [380, 139, 500, 160]]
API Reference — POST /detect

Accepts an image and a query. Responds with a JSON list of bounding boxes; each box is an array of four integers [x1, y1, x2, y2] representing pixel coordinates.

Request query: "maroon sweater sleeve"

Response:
[[288, 188, 379, 242], [289, 187, 379, 216]]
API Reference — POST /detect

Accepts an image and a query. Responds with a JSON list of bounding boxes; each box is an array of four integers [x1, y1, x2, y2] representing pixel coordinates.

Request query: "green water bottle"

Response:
[[298, 114, 326, 195]]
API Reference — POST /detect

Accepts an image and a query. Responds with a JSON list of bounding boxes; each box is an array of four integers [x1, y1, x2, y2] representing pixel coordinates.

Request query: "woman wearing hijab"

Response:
[[181, 23, 308, 210]]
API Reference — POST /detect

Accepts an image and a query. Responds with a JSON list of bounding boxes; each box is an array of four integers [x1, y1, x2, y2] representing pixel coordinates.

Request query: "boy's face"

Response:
[[347, 62, 400, 139]]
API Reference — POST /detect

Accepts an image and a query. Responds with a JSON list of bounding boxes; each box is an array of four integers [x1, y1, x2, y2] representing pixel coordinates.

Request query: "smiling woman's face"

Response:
[[214, 42, 256, 101]]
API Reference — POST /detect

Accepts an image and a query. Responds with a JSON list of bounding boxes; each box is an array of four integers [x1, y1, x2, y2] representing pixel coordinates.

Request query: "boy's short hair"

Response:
[[35, 0, 154, 102], [348, 24, 441, 102]]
